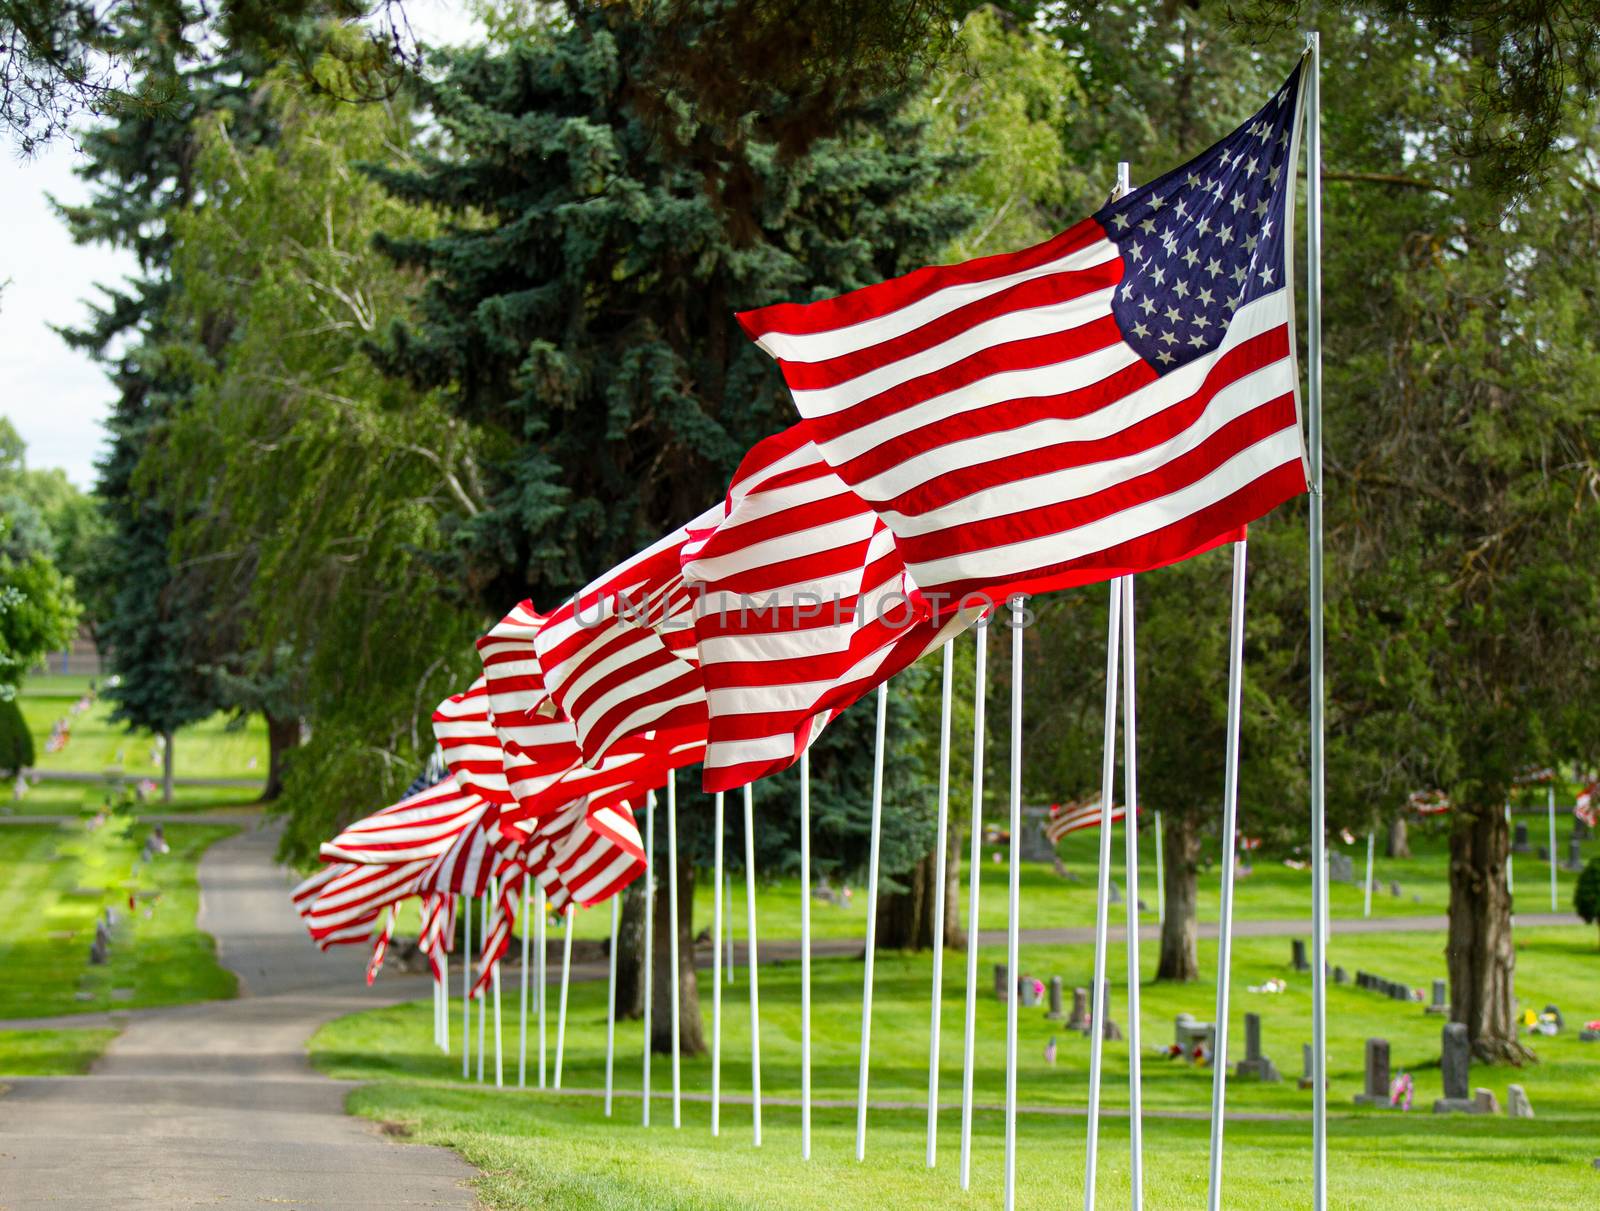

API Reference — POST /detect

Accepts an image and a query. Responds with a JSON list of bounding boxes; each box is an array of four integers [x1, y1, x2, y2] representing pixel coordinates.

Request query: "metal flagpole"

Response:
[[800, 749, 813, 1159], [461, 893, 472, 1080], [712, 790, 725, 1136], [1121, 575, 1145, 1211], [555, 905, 574, 1088], [668, 774, 683, 1127], [959, 621, 988, 1192], [712, 790, 724, 1137], [743, 782, 763, 1147], [1003, 597, 1029, 1211], [1506, 803, 1516, 899], [1547, 784, 1558, 912], [441, 950, 449, 1054], [1082, 585, 1122, 1211], [491, 882, 504, 1088], [726, 871, 736, 985], [1206, 541, 1250, 1211], [926, 641, 954, 1167], [605, 895, 619, 1117], [519, 878, 530, 1085], [537, 884, 548, 1089], [1305, 32, 1329, 1211], [1364, 831, 1375, 918], [856, 682, 889, 1161], [476, 894, 487, 1083], [643, 789, 655, 1126]]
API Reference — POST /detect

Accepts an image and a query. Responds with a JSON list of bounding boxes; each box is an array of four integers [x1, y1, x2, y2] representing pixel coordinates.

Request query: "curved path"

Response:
[[0, 821, 477, 1210]]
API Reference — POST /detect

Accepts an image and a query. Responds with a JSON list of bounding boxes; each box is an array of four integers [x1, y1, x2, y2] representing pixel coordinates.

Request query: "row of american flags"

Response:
[[290, 61, 1314, 1022]]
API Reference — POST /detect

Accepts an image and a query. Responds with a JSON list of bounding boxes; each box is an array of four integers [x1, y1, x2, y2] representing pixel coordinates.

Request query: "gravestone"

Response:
[[1389, 880, 1403, 898], [1543, 1004, 1564, 1032], [1174, 1012, 1216, 1056], [1019, 975, 1041, 1008], [1291, 938, 1310, 972], [1433, 1022, 1482, 1113], [994, 964, 1009, 999], [1512, 821, 1531, 853], [1563, 838, 1584, 871], [1108, 880, 1124, 906], [1576, 817, 1591, 841], [1328, 852, 1354, 884], [1390, 982, 1409, 1003], [1296, 1042, 1324, 1090], [88, 937, 107, 965], [1067, 987, 1091, 1033], [1473, 1087, 1500, 1114], [1537, 845, 1550, 862], [1235, 1013, 1281, 1081], [1425, 978, 1449, 1015], [1045, 976, 1066, 1021], [1506, 1084, 1534, 1118], [1020, 821, 1057, 864], [1352, 1038, 1391, 1106], [1333, 965, 1348, 985], [1098, 980, 1123, 1040]]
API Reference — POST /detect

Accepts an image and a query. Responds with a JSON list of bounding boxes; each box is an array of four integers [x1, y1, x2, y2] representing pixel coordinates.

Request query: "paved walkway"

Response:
[[0, 820, 477, 1210]]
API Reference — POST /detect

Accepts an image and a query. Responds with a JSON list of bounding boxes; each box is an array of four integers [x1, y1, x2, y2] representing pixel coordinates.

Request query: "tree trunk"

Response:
[[261, 712, 300, 802], [1156, 812, 1201, 982], [943, 820, 965, 950], [1387, 813, 1411, 859], [613, 880, 647, 1020], [650, 857, 706, 1056], [1446, 804, 1530, 1063], [875, 847, 939, 950], [161, 731, 174, 805]]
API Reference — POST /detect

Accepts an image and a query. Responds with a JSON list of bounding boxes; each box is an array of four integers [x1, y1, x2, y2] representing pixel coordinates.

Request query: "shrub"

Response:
[[0, 697, 34, 775], [1575, 858, 1600, 949]]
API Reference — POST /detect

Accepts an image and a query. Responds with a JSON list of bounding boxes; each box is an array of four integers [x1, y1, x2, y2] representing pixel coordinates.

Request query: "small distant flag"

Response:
[[1406, 789, 1451, 816], [1575, 780, 1597, 828], [1044, 798, 1135, 845]]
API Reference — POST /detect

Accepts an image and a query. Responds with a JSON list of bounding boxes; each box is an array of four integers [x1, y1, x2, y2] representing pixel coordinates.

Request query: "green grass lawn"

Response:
[[15, 674, 268, 782], [313, 924, 1600, 1208], [2, 779, 262, 819], [0, 820, 239, 1023], [532, 811, 1591, 947], [0, 1028, 119, 1075]]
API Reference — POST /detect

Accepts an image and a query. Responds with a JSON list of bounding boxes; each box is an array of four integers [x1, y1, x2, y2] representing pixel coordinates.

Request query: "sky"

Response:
[[0, 0, 481, 491]]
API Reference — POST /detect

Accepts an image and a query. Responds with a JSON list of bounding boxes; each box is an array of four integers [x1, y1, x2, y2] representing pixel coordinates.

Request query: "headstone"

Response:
[[1512, 820, 1531, 852], [1234, 1012, 1281, 1081], [1473, 1087, 1500, 1115], [1390, 982, 1409, 1003], [1542, 1004, 1564, 1032], [1433, 1022, 1480, 1113], [1425, 978, 1449, 1015], [1580, 1025, 1600, 1043], [1506, 1084, 1534, 1118], [1296, 1042, 1323, 1090], [1564, 838, 1584, 871], [1352, 1038, 1391, 1106], [1174, 1012, 1215, 1056], [1575, 817, 1591, 841], [1537, 845, 1550, 862], [1067, 987, 1091, 1033], [1328, 852, 1354, 883], [1108, 879, 1124, 906], [1020, 821, 1057, 863], [1019, 975, 1041, 1008], [1045, 976, 1066, 1021], [994, 963, 1009, 999], [1098, 979, 1123, 1040], [1389, 880, 1402, 898], [1137, 899, 1149, 912], [1333, 965, 1348, 985], [88, 937, 107, 965], [1291, 938, 1310, 972]]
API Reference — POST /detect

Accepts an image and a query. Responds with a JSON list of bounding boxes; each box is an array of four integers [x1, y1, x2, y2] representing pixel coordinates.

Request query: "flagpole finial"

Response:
[[1304, 30, 1319, 53]]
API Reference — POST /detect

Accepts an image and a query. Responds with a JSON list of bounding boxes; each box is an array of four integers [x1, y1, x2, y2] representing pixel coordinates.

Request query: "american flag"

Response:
[[680, 425, 974, 791], [533, 507, 721, 767], [291, 858, 430, 949], [319, 773, 489, 865], [432, 680, 516, 805], [1044, 798, 1134, 845], [1575, 780, 1596, 828], [1406, 789, 1451, 816], [737, 62, 1309, 607]]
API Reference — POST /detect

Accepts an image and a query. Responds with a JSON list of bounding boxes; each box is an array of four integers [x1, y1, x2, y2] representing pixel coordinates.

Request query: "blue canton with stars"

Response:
[[1092, 61, 1304, 375]]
